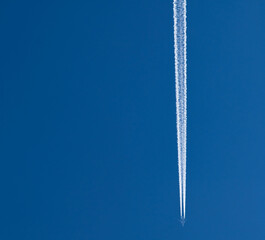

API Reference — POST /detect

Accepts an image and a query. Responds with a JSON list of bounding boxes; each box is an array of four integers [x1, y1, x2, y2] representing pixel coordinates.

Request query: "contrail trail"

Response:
[[173, 0, 187, 225]]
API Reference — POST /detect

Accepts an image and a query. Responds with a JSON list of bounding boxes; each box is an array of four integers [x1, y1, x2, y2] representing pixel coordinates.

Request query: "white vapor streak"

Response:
[[173, 0, 187, 221]]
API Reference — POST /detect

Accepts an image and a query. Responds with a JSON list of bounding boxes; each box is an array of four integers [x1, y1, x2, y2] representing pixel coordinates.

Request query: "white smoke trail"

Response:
[[173, 0, 187, 223]]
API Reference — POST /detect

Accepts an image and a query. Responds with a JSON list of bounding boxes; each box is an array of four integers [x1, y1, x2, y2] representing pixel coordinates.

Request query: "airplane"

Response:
[[179, 217, 186, 227]]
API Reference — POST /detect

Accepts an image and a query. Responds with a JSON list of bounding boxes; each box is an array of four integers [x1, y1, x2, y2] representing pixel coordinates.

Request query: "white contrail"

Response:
[[173, 0, 187, 224]]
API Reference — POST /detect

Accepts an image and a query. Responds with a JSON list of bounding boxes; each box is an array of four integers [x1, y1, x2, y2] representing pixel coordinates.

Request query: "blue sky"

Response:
[[1, 0, 265, 239]]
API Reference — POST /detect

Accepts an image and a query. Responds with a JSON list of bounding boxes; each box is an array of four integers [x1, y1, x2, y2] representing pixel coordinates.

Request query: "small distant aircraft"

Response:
[[179, 217, 186, 227]]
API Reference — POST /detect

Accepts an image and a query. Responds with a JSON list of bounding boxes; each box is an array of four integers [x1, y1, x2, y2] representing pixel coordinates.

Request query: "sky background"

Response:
[[1, 0, 265, 239]]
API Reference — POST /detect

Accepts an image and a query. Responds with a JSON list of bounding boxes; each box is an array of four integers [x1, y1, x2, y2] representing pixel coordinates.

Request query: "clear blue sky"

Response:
[[1, 0, 265, 239]]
